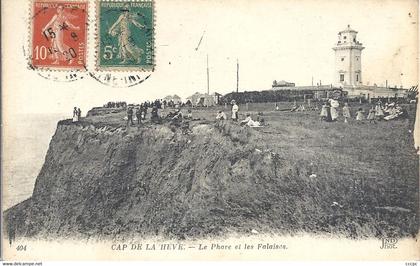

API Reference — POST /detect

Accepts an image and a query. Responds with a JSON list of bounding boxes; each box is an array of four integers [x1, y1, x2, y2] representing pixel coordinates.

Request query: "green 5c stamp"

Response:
[[97, 0, 154, 71]]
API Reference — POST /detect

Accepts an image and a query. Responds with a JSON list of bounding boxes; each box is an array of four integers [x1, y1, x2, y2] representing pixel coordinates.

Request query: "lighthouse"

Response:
[[333, 25, 364, 87]]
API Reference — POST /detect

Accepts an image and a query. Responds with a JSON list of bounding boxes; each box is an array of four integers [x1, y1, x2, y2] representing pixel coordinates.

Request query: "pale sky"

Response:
[[2, 0, 418, 114]]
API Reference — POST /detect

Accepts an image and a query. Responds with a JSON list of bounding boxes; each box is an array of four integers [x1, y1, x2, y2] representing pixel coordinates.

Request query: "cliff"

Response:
[[4, 108, 419, 240]]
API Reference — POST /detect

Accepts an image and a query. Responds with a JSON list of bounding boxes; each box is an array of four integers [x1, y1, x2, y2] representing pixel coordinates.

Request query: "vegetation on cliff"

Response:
[[4, 105, 419, 240]]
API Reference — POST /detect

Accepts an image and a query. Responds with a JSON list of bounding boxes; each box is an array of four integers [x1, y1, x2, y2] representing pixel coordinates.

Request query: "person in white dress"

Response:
[[72, 107, 79, 122], [231, 100, 239, 121], [329, 99, 339, 121]]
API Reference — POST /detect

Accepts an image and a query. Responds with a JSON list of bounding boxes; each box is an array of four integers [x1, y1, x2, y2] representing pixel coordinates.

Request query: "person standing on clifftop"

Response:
[[127, 107, 134, 126], [150, 105, 160, 123], [72, 107, 78, 122], [231, 100, 239, 122], [142, 104, 148, 120], [135, 107, 142, 125], [77, 108, 82, 121]]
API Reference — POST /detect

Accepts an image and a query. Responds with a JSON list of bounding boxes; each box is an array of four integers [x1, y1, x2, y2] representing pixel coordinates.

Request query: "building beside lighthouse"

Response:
[[333, 25, 364, 87], [270, 25, 411, 100]]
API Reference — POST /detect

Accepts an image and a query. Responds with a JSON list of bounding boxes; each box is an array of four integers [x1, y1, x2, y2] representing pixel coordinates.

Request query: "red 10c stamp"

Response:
[[31, 0, 88, 70]]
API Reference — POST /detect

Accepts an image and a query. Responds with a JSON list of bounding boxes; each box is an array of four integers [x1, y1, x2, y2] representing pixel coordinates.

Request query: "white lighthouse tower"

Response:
[[333, 25, 364, 87]]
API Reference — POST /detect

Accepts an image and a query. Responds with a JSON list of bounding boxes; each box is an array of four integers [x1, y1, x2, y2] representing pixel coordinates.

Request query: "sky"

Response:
[[2, 0, 418, 115]]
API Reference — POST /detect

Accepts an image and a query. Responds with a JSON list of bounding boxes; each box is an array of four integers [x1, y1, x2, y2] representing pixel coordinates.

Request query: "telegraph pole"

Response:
[[236, 59, 239, 93], [206, 54, 210, 95]]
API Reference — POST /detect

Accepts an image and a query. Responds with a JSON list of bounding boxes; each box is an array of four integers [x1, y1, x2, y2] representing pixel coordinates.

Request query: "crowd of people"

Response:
[[122, 98, 265, 129], [214, 98, 410, 128], [73, 97, 410, 129], [124, 102, 191, 128], [103, 99, 199, 110], [319, 99, 408, 123], [103, 101, 127, 108]]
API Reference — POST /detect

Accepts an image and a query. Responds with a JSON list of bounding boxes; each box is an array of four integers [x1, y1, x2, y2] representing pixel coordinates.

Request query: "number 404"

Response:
[[16, 245, 27, 251]]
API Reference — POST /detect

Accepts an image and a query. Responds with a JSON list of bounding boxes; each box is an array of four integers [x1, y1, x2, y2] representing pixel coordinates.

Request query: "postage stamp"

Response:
[[30, 0, 88, 70], [96, 0, 154, 71]]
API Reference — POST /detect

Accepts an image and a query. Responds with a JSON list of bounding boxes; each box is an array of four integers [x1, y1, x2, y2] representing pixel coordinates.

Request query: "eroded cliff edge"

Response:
[[4, 113, 419, 240]]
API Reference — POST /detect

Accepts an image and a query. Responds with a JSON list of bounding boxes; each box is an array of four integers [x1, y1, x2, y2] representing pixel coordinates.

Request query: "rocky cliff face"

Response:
[[5, 120, 283, 239], [4, 117, 419, 240]]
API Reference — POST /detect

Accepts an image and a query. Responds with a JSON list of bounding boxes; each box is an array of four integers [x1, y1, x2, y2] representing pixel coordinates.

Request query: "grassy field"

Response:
[[69, 101, 419, 238]]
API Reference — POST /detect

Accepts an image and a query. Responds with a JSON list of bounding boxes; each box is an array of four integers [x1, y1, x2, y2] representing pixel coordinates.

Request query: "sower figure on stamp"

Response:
[[108, 4, 146, 64], [41, 5, 80, 65]]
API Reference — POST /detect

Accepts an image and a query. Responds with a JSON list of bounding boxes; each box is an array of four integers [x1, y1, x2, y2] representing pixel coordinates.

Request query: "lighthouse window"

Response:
[[340, 74, 344, 82], [341, 57, 344, 61], [356, 74, 359, 81]]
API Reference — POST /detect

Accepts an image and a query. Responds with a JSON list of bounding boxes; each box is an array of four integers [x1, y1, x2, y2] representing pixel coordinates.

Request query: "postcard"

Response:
[[1, 0, 419, 262]]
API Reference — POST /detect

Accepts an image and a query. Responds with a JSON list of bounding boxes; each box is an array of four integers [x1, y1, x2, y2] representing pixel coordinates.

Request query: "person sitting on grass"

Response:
[[256, 115, 267, 126], [384, 102, 395, 115], [355, 108, 365, 123], [384, 104, 408, 121], [240, 113, 252, 126], [342, 103, 351, 123], [185, 109, 193, 120], [216, 110, 227, 120], [375, 102, 384, 121], [297, 105, 305, 112], [240, 114, 262, 127], [398, 106, 409, 119], [367, 106, 376, 124], [291, 101, 298, 112], [170, 109, 183, 126], [320, 102, 329, 121]]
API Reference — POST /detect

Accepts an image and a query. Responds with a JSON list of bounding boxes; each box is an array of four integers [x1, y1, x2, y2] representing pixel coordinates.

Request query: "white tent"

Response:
[[163, 94, 182, 104], [186, 93, 216, 107]]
